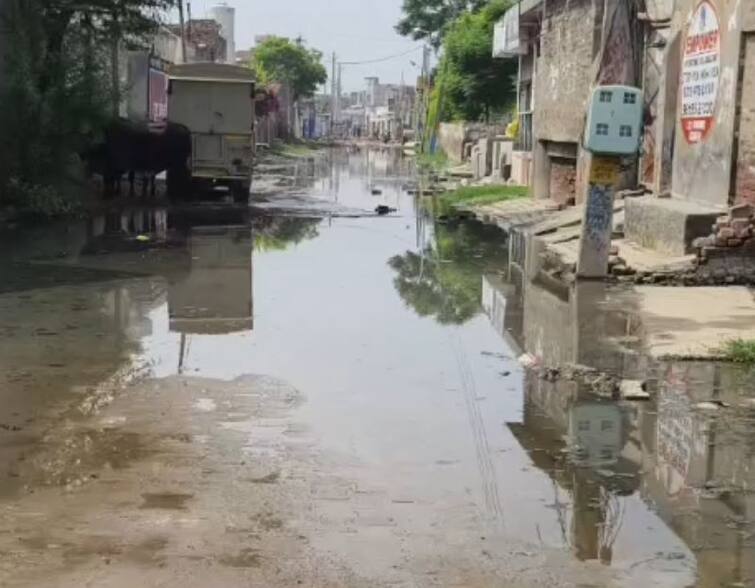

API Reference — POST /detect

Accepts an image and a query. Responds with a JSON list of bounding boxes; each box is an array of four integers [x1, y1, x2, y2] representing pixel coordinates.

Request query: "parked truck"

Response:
[[167, 63, 255, 202]]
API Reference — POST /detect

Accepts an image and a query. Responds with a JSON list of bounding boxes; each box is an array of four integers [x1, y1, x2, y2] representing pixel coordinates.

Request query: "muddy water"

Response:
[[0, 147, 753, 587]]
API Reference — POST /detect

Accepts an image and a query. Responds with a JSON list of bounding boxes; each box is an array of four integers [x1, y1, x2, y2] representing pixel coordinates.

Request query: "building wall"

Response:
[[734, 33, 755, 204], [670, 0, 746, 208], [533, 0, 598, 144]]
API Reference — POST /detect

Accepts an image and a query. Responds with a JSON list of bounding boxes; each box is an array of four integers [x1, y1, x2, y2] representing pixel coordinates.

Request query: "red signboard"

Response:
[[149, 68, 169, 123]]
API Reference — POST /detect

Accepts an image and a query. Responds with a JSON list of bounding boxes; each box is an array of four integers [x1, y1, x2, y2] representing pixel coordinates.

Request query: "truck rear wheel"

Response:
[[232, 179, 251, 204], [167, 165, 192, 201]]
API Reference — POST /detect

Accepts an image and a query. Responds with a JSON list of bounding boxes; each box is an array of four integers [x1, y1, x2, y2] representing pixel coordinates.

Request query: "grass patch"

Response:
[[271, 142, 322, 158], [437, 184, 529, 215], [417, 150, 449, 173], [718, 339, 755, 364]]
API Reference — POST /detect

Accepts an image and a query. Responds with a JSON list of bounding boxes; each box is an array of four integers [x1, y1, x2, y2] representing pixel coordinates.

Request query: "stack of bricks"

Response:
[[694, 203, 755, 254]]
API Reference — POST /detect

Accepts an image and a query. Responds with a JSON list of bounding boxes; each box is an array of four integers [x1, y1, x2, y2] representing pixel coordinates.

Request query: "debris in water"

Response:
[[481, 351, 511, 360], [621, 380, 651, 401], [248, 472, 280, 484], [518, 353, 539, 368], [375, 205, 396, 215], [695, 401, 722, 411], [136, 235, 151, 242], [371, 188, 383, 195]]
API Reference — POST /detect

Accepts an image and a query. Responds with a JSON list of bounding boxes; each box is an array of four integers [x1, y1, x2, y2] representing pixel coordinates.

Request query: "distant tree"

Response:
[[396, 0, 488, 47], [253, 37, 328, 101], [434, 0, 517, 121]]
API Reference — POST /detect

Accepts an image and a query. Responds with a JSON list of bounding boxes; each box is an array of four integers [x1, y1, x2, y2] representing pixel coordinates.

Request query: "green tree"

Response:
[[0, 0, 174, 214], [396, 0, 488, 47], [434, 0, 517, 121], [253, 37, 328, 101], [389, 221, 508, 325]]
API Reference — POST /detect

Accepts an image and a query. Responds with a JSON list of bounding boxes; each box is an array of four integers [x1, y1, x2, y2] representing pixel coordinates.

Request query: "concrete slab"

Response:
[[625, 197, 721, 256], [617, 240, 694, 273], [629, 286, 755, 359], [464, 198, 561, 231]]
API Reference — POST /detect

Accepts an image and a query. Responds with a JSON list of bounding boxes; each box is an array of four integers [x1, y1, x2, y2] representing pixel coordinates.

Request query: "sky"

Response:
[[182, 0, 425, 92]]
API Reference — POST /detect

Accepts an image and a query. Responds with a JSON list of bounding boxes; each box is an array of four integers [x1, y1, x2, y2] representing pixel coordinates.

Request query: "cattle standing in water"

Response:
[[84, 119, 191, 199]]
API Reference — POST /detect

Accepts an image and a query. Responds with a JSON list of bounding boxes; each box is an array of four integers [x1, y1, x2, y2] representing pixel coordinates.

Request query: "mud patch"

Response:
[[219, 547, 261, 568], [246, 471, 280, 484], [140, 492, 194, 510], [252, 512, 284, 531]]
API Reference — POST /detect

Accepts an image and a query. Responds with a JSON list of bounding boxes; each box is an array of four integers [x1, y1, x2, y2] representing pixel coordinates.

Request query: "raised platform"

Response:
[[624, 197, 721, 256]]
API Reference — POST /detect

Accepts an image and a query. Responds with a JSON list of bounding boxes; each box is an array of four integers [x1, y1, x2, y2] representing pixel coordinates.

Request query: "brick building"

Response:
[[498, 0, 755, 254], [168, 19, 228, 63]]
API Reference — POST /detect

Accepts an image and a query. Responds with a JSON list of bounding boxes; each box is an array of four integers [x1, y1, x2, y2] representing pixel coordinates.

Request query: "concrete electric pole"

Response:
[[178, 0, 187, 63], [331, 52, 337, 136]]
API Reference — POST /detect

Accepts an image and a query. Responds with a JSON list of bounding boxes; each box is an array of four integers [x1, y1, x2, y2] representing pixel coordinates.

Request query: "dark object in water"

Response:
[[371, 188, 383, 195], [375, 205, 396, 215]]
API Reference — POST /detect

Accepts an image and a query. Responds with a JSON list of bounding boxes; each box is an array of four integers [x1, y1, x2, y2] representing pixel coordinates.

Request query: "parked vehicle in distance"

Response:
[[167, 63, 256, 202]]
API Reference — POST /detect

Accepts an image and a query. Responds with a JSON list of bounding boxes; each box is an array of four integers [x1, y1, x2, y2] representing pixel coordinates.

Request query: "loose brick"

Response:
[[718, 227, 736, 239], [731, 218, 751, 231], [730, 203, 754, 219]]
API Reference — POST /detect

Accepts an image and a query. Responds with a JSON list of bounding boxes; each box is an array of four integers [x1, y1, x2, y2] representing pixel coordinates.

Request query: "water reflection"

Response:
[[389, 220, 508, 325], [477, 220, 755, 586], [1, 148, 753, 587]]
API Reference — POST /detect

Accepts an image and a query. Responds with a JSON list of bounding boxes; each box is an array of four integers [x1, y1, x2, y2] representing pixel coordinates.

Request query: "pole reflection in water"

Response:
[[481, 223, 755, 587]]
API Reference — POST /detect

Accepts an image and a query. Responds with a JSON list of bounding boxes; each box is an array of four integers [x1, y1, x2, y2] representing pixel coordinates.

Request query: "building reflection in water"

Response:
[[483, 228, 755, 585]]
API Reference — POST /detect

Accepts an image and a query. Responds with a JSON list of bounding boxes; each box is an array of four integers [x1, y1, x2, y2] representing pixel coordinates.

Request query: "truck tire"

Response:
[[232, 179, 251, 204], [167, 165, 192, 202]]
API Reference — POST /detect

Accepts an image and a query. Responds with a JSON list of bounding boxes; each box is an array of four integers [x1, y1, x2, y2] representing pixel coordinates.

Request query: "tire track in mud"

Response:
[[449, 331, 504, 526]]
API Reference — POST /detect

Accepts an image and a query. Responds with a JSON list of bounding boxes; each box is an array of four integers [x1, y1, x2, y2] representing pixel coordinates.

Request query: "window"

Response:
[[599, 90, 613, 103], [619, 125, 633, 137], [578, 420, 591, 432], [596, 123, 609, 136], [601, 420, 614, 432], [623, 92, 637, 104]]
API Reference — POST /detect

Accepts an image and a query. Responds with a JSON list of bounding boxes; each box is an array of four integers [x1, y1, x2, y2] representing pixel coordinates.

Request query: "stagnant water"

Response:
[[0, 147, 753, 587]]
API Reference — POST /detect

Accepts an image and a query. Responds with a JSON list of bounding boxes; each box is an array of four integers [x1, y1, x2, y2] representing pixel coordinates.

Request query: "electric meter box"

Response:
[[584, 85, 643, 155]]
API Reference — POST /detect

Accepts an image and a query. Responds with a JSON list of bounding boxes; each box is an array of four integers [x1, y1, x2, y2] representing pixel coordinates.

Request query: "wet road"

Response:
[[0, 148, 753, 587]]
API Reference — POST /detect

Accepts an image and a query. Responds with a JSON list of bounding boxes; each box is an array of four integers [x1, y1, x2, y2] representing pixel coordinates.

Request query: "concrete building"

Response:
[[121, 26, 194, 123], [497, 0, 755, 255], [210, 3, 235, 64], [363, 77, 416, 141], [235, 49, 252, 66]]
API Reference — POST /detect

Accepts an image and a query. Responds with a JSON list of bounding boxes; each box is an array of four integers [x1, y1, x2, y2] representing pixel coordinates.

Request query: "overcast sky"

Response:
[[182, 0, 424, 92]]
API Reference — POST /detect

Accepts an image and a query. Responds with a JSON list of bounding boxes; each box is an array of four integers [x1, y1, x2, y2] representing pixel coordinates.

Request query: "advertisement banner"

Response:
[[149, 68, 169, 123], [681, 1, 720, 144]]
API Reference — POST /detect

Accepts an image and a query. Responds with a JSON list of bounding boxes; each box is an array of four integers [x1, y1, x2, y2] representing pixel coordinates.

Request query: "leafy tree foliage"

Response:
[[253, 37, 328, 101], [396, 0, 487, 47], [389, 221, 508, 325], [0, 0, 174, 213], [434, 0, 517, 121]]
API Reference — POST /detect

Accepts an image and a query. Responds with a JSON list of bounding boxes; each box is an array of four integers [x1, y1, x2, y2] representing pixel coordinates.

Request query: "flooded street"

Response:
[[0, 148, 753, 587]]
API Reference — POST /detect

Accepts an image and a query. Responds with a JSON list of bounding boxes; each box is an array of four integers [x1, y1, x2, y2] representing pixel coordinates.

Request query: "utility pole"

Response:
[[331, 52, 337, 137], [336, 63, 343, 125], [178, 0, 187, 63], [418, 44, 430, 151]]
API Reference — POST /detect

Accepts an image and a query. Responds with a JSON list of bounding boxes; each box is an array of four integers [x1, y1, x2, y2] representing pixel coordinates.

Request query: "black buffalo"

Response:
[[85, 119, 192, 199]]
